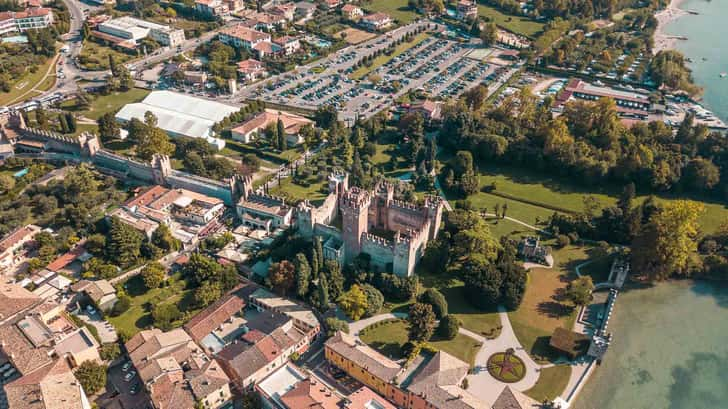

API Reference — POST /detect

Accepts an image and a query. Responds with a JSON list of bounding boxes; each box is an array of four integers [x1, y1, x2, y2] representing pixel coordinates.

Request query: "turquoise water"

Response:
[[665, 0, 728, 121], [573, 281, 728, 409]]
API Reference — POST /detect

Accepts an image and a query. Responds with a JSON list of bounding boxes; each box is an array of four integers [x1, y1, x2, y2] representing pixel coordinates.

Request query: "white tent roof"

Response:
[[115, 91, 239, 141]]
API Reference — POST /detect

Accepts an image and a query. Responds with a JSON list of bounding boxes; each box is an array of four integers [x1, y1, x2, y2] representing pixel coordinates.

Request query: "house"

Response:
[[269, 2, 297, 21], [218, 24, 271, 50], [0, 224, 41, 272], [240, 10, 288, 31], [341, 4, 363, 20], [293, 1, 317, 20], [70, 279, 117, 311], [0, 7, 54, 34], [322, 0, 340, 9], [97, 16, 185, 48], [225, 0, 244, 13], [408, 99, 443, 122], [252, 40, 283, 58], [125, 328, 233, 409], [230, 109, 313, 145], [455, 0, 478, 21], [360, 12, 392, 31], [4, 359, 92, 409], [53, 327, 102, 367], [195, 0, 229, 16], [273, 35, 301, 55], [237, 58, 268, 82], [46, 242, 91, 273], [248, 287, 320, 337], [0, 282, 41, 325], [491, 386, 540, 409]]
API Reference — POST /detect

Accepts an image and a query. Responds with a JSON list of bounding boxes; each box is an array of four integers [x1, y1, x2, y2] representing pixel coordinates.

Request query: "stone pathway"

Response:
[[347, 312, 407, 337]]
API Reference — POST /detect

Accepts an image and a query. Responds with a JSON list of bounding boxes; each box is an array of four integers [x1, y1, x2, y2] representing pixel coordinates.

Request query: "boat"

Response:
[[702, 57, 708, 61], [721, 73, 727, 78]]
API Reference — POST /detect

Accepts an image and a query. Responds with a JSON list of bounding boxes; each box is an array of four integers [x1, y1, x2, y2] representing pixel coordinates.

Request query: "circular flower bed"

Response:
[[486, 351, 526, 383]]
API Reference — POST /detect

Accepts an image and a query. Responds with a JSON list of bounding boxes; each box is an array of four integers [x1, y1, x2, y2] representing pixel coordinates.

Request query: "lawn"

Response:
[[268, 177, 329, 206], [336, 27, 377, 44], [524, 364, 572, 402], [476, 3, 544, 38], [508, 245, 588, 363], [79, 40, 136, 71], [108, 272, 197, 337], [359, 319, 482, 366], [465, 163, 728, 234], [578, 254, 615, 284], [350, 32, 429, 80], [62, 88, 150, 120], [363, 0, 419, 23], [0, 54, 57, 106]]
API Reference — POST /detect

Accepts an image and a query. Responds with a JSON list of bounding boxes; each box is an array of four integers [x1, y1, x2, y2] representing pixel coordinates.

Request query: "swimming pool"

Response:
[[13, 168, 28, 178]]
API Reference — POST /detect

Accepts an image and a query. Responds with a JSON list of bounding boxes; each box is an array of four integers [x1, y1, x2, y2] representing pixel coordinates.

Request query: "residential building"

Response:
[[195, 0, 229, 16], [239, 10, 287, 31], [237, 58, 268, 82], [561, 79, 651, 118], [322, 0, 340, 9], [230, 109, 313, 145], [248, 287, 320, 337], [53, 327, 101, 367], [4, 359, 92, 409], [233, 175, 294, 232], [293, 1, 317, 20], [218, 24, 271, 50], [0, 7, 53, 34], [360, 12, 392, 31], [273, 35, 300, 55], [269, 3, 297, 21], [0, 282, 41, 325], [125, 328, 233, 409], [407, 99, 443, 122], [70, 279, 118, 312], [0, 224, 41, 272], [455, 0, 478, 21], [97, 16, 185, 47], [184, 70, 208, 86], [253, 40, 283, 58], [341, 4, 363, 20]]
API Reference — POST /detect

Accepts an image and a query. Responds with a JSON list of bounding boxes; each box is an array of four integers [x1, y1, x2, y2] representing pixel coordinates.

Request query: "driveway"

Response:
[[347, 312, 407, 337], [78, 310, 118, 343], [101, 360, 151, 409]]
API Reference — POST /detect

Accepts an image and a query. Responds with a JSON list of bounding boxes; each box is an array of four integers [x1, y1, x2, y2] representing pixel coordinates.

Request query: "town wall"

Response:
[[361, 232, 394, 272]]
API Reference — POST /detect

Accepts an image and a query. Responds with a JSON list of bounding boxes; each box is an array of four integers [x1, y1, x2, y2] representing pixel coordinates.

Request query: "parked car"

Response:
[[122, 361, 132, 372], [124, 371, 136, 382]]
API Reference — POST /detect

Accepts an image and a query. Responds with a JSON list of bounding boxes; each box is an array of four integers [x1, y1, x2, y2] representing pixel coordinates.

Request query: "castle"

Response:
[[296, 173, 443, 277]]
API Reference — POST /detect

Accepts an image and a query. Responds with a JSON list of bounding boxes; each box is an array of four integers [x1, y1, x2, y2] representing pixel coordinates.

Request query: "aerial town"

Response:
[[0, 0, 727, 408]]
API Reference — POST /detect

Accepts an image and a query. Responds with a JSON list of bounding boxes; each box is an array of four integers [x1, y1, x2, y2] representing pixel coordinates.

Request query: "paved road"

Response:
[[347, 312, 407, 337]]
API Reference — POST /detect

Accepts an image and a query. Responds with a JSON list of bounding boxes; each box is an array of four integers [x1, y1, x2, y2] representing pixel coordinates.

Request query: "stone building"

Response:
[[297, 173, 442, 277]]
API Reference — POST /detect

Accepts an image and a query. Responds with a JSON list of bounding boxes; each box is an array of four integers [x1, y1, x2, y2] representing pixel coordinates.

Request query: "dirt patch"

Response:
[[336, 28, 377, 44]]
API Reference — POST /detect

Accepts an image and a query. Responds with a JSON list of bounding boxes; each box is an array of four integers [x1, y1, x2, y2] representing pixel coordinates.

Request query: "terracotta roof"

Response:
[[237, 58, 264, 72], [45, 244, 87, 272], [344, 386, 396, 409], [491, 386, 540, 409], [362, 12, 390, 23], [253, 41, 280, 54], [324, 332, 400, 382], [406, 352, 482, 409], [231, 109, 312, 137], [219, 25, 270, 42], [4, 359, 84, 409], [187, 359, 230, 399], [149, 372, 196, 409], [0, 282, 41, 321], [184, 289, 246, 343], [341, 4, 360, 12], [281, 378, 340, 409], [217, 340, 269, 382], [0, 224, 40, 253], [0, 323, 53, 375]]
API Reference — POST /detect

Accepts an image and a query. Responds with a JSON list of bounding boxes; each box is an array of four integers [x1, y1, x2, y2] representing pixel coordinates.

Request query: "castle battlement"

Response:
[[341, 187, 371, 209], [389, 199, 422, 212], [423, 195, 443, 209], [361, 232, 394, 249]]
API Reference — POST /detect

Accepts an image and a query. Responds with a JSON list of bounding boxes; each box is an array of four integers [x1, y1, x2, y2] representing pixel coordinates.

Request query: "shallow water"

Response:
[[573, 280, 728, 409], [665, 0, 728, 121]]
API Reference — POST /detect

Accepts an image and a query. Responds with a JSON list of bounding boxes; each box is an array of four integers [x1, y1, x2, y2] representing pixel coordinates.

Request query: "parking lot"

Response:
[[239, 20, 521, 123], [99, 359, 152, 409], [312, 361, 364, 396]]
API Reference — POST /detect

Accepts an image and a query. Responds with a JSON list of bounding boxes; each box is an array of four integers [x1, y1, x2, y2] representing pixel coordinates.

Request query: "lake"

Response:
[[666, 0, 728, 121], [573, 280, 728, 409]]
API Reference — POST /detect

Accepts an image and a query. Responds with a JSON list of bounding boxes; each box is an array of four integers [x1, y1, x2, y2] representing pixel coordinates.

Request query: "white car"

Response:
[[124, 371, 136, 382]]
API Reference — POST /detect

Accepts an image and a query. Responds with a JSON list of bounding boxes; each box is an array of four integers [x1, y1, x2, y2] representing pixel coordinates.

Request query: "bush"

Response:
[[110, 295, 131, 317], [325, 317, 349, 337], [361, 284, 384, 318], [74, 361, 107, 395], [437, 315, 460, 340], [556, 234, 571, 248], [418, 288, 448, 319], [99, 343, 120, 361]]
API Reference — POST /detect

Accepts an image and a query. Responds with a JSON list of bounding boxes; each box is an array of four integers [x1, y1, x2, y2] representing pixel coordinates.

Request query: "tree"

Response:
[[195, 281, 223, 307], [408, 302, 436, 342], [152, 303, 181, 331], [437, 315, 460, 340], [137, 117, 175, 161], [141, 262, 165, 290], [338, 284, 369, 320], [294, 253, 311, 298], [325, 317, 349, 337], [58, 113, 69, 133], [151, 223, 181, 252], [0, 174, 15, 191], [460, 254, 502, 309], [74, 361, 107, 395], [276, 118, 286, 150], [66, 113, 77, 133], [684, 158, 720, 191], [99, 343, 121, 361], [111, 294, 131, 316], [316, 274, 330, 310], [480, 22, 498, 46], [97, 112, 121, 141], [631, 200, 704, 281], [324, 260, 344, 299], [269, 260, 296, 296], [418, 288, 448, 319], [566, 276, 594, 306], [106, 216, 143, 268], [361, 284, 384, 318]]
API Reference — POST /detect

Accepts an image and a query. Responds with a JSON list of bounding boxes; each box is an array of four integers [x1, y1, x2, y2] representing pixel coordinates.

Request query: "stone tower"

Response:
[[423, 195, 443, 240], [151, 154, 172, 185], [339, 187, 371, 263]]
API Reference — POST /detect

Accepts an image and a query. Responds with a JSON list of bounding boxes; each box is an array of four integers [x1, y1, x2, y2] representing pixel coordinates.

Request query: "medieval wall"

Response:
[[168, 170, 234, 205], [93, 150, 156, 182], [361, 233, 394, 273]]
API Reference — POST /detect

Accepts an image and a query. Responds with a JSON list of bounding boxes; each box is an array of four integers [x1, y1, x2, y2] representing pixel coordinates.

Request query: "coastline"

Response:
[[653, 0, 690, 55]]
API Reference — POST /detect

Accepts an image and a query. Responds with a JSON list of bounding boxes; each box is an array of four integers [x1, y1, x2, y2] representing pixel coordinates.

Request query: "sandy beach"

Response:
[[653, 0, 690, 54]]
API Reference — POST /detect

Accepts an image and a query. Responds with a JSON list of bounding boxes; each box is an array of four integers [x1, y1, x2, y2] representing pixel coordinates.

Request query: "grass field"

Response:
[[269, 177, 329, 206], [524, 364, 572, 401], [508, 245, 587, 363], [62, 88, 150, 121], [363, 0, 419, 23], [336, 27, 377, 44], [477, 4, 544, 38], [359, 319, 482, 366], [108, 273, 197, 337], [79, 40, 135, 71], [0, 54, 57, 106], [350, 32, 429, 79], [465, 163, 728, 234]]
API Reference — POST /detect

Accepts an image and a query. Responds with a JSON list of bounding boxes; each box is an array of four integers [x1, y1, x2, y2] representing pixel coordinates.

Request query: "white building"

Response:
[[97, 16, 185, 47], [115, 91, 239, 149], [0, 7, 53, 34], [218, 24, 270, 50]]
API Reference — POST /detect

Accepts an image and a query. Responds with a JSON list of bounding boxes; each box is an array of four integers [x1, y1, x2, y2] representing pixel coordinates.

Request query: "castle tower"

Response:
[[372, 180, 394, 229], [393, 231, 417, 277], [340, 187, 370, 263], [151, 154, 172, 185], [231, 174, 254, 203], [423, 195, 443, 240], [328, 171, 349, 197], [296, 200, 315, 239]]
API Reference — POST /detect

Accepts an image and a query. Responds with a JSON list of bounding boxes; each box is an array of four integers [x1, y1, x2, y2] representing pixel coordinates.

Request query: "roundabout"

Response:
[[487, 349, 527, 383]]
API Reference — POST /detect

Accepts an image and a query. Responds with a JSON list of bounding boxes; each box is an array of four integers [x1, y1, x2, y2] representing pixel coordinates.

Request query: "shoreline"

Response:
[[653, 0, 691, 55]]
